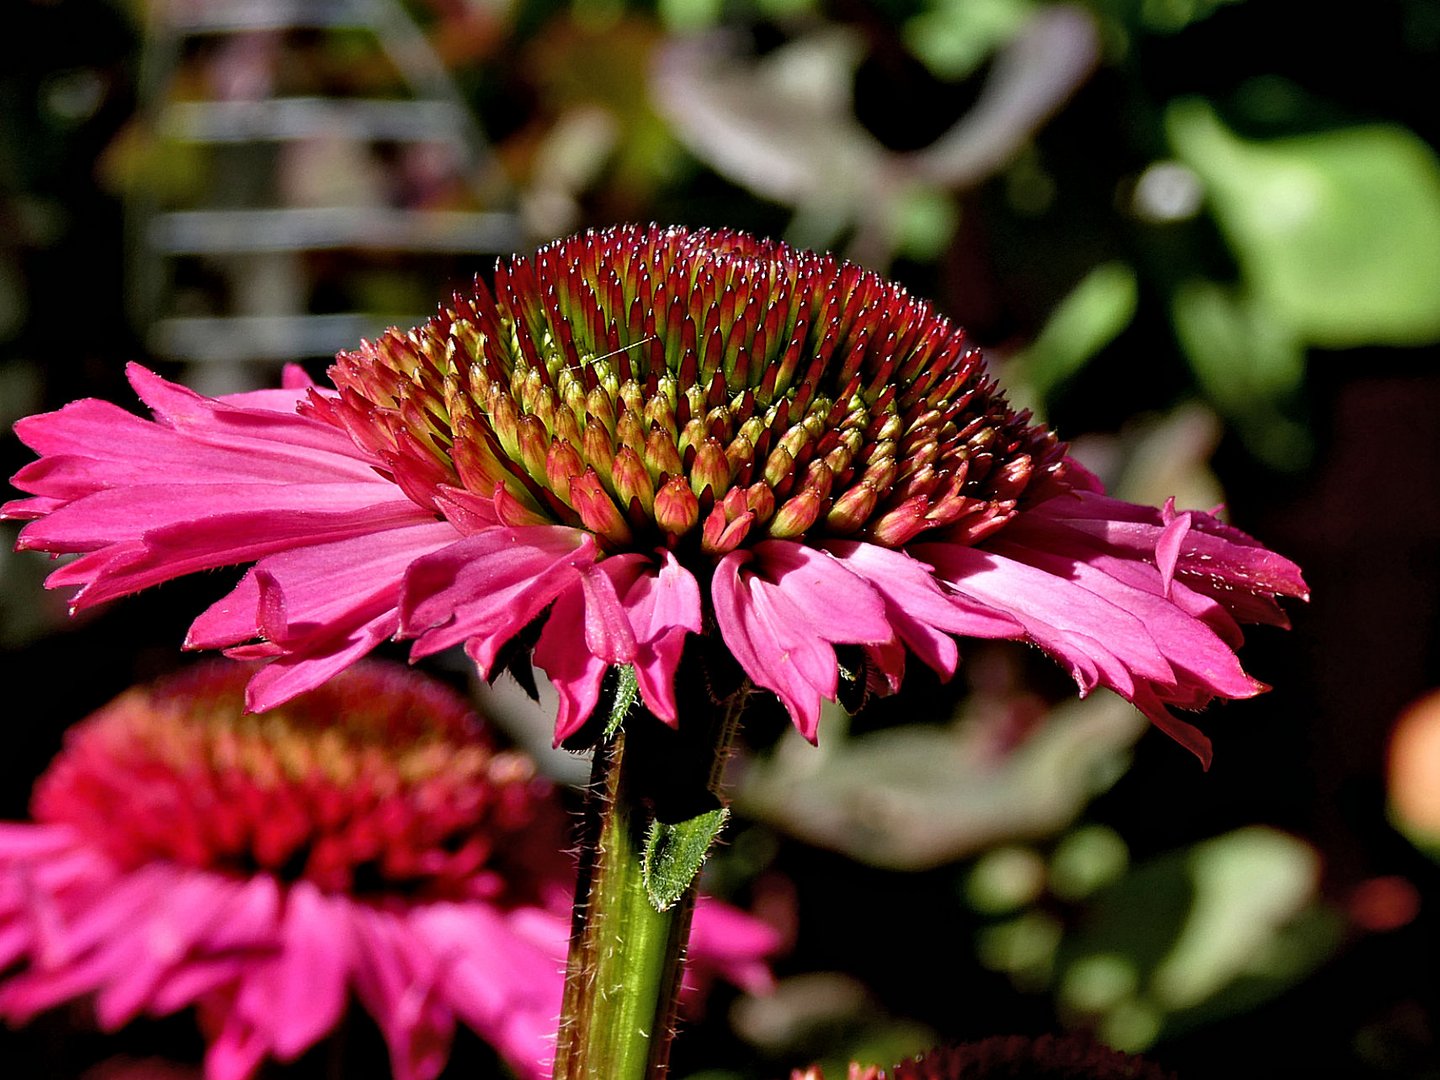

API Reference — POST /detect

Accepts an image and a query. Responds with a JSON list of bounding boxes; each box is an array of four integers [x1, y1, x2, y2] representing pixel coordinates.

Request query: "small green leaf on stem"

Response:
[[643, 806, 730, 911]]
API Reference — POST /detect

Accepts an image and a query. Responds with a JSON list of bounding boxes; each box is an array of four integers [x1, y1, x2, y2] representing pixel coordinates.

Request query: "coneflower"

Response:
[[0, 662, 776, 1080], [6, 224, 1304, 1078]]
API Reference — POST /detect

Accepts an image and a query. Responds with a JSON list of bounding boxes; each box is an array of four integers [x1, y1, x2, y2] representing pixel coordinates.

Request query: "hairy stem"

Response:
[[553, 686, 746, 1080]]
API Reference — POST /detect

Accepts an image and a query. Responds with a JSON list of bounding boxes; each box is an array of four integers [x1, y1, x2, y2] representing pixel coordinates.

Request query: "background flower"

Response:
[[791, 1033, 1176, 1079], [0, 662, 778, 1080]]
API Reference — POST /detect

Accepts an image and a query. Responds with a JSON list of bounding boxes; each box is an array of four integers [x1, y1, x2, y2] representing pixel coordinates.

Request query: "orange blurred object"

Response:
[[1388, 689, 1440, 846]]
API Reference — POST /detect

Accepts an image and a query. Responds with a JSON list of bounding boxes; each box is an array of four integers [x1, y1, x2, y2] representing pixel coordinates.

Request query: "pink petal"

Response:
[[984, 537, 1261, 701], [577, 562, 637, 663], [531, 551, 703, 738], [149, 875, 282, 1013], [713, 542, 891, 741], [0, 868, 180, 1023], [185, 522, 454, 649], [1007, 516, 1249, 649], [411, 901, 563, 1078], [432, 485, 505, 534], [917, 541, 1176, 692], [347, 906, 454, 1080], [532, 579, 609, 744], [625, 552, 702, 722], [1029, 490, 1309, 608], [93, 870, 245, 1029], [0, 823, 86, 861], [1130, 684, 1215, 768], [205, 1009, 271, 1080], [239, 611, 400, 713], [184, 521, 459, 711], [401, 526, 596, 671], [258, 882, 351, 1060], [688, 896, 782, 996], [824, 539, 1023, 678], [29, 490, 434, 611], [746, 542, 891, 642], [126, 364, 367, 465], [1155, 503, 1190, 596]]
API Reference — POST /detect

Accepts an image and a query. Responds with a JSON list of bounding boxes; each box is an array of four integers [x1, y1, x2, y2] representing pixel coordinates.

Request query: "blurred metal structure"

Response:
[[131, 0, 523, 391]]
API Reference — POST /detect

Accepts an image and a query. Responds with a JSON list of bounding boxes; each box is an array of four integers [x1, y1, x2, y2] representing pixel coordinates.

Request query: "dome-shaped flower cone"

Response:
[[0, 662, 778, 1080], [792, 1033, 1177, 1079], [5, 225, 1307, 762]]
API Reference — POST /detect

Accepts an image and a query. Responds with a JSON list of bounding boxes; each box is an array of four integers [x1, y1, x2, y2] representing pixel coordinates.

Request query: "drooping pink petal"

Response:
[[32, 490, 435, 611], [0, 823, 87, 861], [577, 562, 638, 663], [533, 575, 610, 744], [148, 875, 282, 1014], [6, 368, 381, 521], [1026, 489, 1309, 620], [346, 905, 454, 1080], [713, 541, 893, 740], [4, 366, 445, 629], [1003, 516, 1250, 650], [532, 551, 704, 740], [982, 537, 1261, 701], [824, 539, 1023, 679], [1155, 500, 1190, 595], [186, 520, 460, 711], [401, 526, 597, 672], [409, 903, 561, 1080], [265, 881, 351, 1060], [92, 869, 246, 1030], [1128, 683, 1216, 768], [432, 484, 506, 535], [204, 1002, 272, 1080], [0, 868, 176, 1024], [623, 551, 703, 723], [917, 541, 1177, 693], [126, 364, 368, 466]]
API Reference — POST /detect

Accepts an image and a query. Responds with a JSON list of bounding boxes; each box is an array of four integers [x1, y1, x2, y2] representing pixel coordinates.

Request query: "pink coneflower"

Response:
[[792, 1034, 1177, 1079], [0, 663, 777, 1080], [5, 225, 1305, 761]]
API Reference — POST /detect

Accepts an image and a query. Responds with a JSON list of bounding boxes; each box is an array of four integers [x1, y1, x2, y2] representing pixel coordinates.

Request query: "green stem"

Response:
[[553, 686, 746, 1080]]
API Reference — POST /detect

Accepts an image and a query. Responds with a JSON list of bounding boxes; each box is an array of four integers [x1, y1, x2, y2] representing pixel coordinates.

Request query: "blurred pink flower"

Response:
[[5, 225, 1306, 761], [0, 663, 777, 1080]]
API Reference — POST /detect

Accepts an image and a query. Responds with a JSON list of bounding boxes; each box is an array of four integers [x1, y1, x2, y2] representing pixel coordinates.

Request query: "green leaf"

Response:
[[736, 694, 1146, 871], [1168, 98, 1440, 347], [904, 0, 1034, 80], [1170, 280, 1304, 407], [1008, 261, 1138, 416], [1170, 280, 1311, 468], [604, 664, 640, 739], [890, 186, 959, 264], [1051, 826, 1340, 1051], [657, 0, 723, 32], [1138, 0, 1247, 35], [642, 806, 729, 911]]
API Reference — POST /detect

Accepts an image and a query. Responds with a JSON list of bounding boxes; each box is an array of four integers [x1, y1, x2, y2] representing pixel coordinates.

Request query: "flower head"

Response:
[[6, 225, 1306, 760], [0, 662, 777, 1080], [792, 1034, 1177, 1079]]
